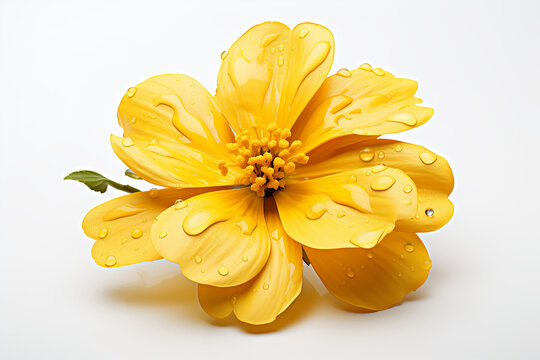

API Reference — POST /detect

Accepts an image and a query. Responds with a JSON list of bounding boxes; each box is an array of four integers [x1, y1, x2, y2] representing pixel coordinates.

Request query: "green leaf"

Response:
[[64, 170, 141, 194]]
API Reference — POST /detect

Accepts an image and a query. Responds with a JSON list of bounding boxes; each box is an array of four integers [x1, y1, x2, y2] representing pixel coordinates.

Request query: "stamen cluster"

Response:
[[218, 123, 309, 197]]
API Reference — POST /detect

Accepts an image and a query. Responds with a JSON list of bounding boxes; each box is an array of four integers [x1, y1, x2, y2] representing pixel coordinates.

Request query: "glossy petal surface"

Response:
[[151, 188, 269, 287], [274, 167, 417, 249], [216, 22, 334, 133], [198, 199, 302, 324], [83, 188, 215, 267], [292, 66, 433, 153], [293, 139, 454, 232], [305, 231, 431, 310], [112, 74, 240, 188]]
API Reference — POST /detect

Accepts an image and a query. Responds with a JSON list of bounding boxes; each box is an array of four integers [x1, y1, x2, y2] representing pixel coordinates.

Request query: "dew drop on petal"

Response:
[[307, 203, 328, 220], [298, 28, 309, 38], [98, 228, 108, 239], [359, 150, 374, 162], [345, 267, 356, 278], [359, 63, 372, 71], [425, 208, 435, 217], [127, 87, 137, 97], [122, 137, 134, 147], [218, 266, 229, 276], [131, 228, 143, 239], [370, 176, 396, 191], [105, 255, 117, 267], [194, 255, 202, 263], [419, 152, 437, 165], [404, 243, 415, 253], [174, 199, 187, 210], [159, 231, 167, 238], [337, 68, 352, 77]]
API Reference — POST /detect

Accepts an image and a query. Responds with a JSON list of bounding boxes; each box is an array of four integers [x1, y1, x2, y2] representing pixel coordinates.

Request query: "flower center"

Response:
[[218, 123, 309, 197]]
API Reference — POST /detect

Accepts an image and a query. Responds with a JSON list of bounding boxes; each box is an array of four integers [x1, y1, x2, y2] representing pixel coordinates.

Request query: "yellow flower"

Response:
[[82, 22, 454, 325]]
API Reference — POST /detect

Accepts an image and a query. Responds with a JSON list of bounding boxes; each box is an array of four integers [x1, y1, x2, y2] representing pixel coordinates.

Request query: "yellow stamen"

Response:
[[220, 125, 309, 197]]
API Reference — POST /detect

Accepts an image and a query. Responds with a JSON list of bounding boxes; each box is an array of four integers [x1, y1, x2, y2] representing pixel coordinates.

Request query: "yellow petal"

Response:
[[198, 199, 302, 324], [292, 139, 454, 232], [292, 66, 433, 153], [83, 187, 216, 267], [216, 22, 334, 133], [151, 188, 269, 287], [274, 167, 417, 249], [113, 74, 241, 188], [305, 231, 431, 310]]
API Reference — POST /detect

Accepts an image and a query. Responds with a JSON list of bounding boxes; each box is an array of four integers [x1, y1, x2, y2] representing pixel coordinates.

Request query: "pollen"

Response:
[[219, 123, 309, 197]]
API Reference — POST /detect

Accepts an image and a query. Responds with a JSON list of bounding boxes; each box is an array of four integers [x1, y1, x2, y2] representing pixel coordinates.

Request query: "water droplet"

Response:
[[218, 266, 229, 276], [148, 189, 159, 198], [130, 117, 136, 124], [372, 165, 387, 173], [352, 128, 366, 135], [373, 68, 385, 76], [242, 255, 248, 262], [220, 51, 228, 60], [122, 137, 134, 147], [298, 28, 309, 38], [359, 63, 372, 71], [183, 209, 229, 236], [278, 56, 284, 66], [194, 255, 202, 263], [263, 283, 270, 290], [104, 255, 117, 267], [337, 68, 352, 77], [260, 32, 281, 47], [387, 112, 417, 126], [159, 231, 167, 238], [425, 208, 434, 217], [397, 272, 402, 277], [127, 87, 137, 97], [419, 152, 437, 165], [278, 43, 284, 51], [350, 228, 385, 248], [131, 228, 143, 239], [394, 144, 403, 152], [371, 176, 396, 191], [234, 217, 257, 235], [307, 203, 328, 220], [367, 251, 374, 259], [149, 138, 159, 145], [174, 199, 187, 210], [403, 184, 413, 193], [348, 174, 357, 183], [337, 210, 346, 218], [423, 258, 432, 270], [404, 243, 415, 253], [377, 151, 385, 159], [201, 267, 205, 273], [359, 150, 374, 162], [402, 198, 412, 206], [121, 239, 127, 245], [98, 228, 108, 239], [103, 204, 145, 221], [345, 267, 356, 278]]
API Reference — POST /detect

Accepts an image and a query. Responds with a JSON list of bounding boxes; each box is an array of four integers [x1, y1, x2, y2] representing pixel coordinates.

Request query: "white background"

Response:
[[1, 0, 539, 359]]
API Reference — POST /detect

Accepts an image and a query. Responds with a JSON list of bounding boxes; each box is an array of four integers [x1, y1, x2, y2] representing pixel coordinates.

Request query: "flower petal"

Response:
[[305, 231, 431, 310], [292, 139, 454, 232], [198, 199, 302, 324], [113, 74, 240, 188], [216, 22, 334, 133], [83, 187, 216, 267], [274, 167, 417, 249], [292, 66, 433, 153], [151, 188, 269, 287]]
